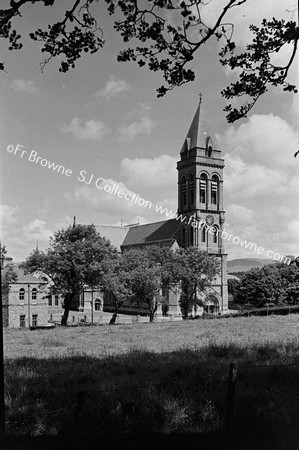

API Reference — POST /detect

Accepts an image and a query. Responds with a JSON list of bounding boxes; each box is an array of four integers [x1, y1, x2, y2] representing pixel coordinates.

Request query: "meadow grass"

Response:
[[3, 314, 299, 439]]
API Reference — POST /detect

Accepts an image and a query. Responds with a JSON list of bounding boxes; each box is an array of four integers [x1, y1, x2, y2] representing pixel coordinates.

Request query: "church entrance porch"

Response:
[[204, 295, 220, 315]]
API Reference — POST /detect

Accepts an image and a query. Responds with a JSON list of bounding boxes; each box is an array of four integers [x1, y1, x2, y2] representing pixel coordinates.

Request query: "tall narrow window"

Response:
[[32, 314, 38, 328], [55, 295, 59, 306], [181, 176, 187, 207], [20, 315, 26, 328], [31, 288, 37, 301], [212, 226, 218, 244], [211, 175, 219, 206], [19, 288, 25, 301], [201, 224, 206, 243], [48, 296, 52, 306], [200, 173, 207, 204], [189, 174, 194, 205]]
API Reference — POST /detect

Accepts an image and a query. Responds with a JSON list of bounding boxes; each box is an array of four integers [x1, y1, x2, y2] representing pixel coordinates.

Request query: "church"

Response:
[[98, 98, 229, 318]]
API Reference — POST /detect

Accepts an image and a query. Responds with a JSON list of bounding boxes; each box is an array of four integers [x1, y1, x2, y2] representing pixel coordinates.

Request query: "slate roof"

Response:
[[95, 225, 130, 251], [180, 100, 220, 153], [121, 219, 180, 248], [2, 265, 47, 284]]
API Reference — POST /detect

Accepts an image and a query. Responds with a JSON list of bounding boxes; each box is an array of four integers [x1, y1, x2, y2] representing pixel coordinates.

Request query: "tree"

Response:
[[1, 0, 297, 122], [1, 245, 17, 295], [227, 278, 241, 303], [235, 265, 286, 307], [24, 223, 117, 325], [172, 247, 219, 319], [102, 252, 135, 325], [104, 246, 179, 323]]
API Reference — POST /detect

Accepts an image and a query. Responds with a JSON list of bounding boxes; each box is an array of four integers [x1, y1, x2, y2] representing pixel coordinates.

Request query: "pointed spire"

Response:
[[36, 241, 39, 252], [180, 97, 220, 154], [73, 216, 76, 228]]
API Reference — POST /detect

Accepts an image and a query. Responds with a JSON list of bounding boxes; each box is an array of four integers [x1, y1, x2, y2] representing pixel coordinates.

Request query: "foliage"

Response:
[[1, 245, 17, 294], [235, 262, 299, 307], [173, 247, 219, 319], [24, 223, 117, 325], [227, 278, 241, 302], [0, 0, 298, 121], [1, 265, 17, 295]]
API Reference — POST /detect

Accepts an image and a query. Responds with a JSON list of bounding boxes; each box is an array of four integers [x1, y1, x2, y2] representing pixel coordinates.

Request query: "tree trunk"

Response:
[[109, 312, 117, 325], [61, 307, 70, 326], [149, 311, 155, 322], [61, 293, 73, 326]]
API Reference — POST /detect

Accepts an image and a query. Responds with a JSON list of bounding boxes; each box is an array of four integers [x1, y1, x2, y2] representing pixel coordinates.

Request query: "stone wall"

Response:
[[6, 283, 49, 328]]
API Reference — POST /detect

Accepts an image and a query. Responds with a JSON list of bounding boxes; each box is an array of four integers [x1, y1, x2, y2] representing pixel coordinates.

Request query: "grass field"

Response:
[[4, 314, 299, 442]]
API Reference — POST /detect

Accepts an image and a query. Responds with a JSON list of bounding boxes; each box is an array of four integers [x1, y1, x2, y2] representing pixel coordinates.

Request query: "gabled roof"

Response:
[[180, 100, 220, 153], [95, 225, 130, 251], [121, 219, 180, 247], [2, 265, 47, 284]]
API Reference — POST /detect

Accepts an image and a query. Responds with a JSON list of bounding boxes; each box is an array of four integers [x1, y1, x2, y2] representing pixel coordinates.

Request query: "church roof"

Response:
[[122, 219, 180, 248], [180, 100, 220, 153], [95, 225, 130, 251]]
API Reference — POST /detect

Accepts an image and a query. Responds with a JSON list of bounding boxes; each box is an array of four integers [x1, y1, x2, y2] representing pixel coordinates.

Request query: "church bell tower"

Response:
[[177, 97, 228, 314]]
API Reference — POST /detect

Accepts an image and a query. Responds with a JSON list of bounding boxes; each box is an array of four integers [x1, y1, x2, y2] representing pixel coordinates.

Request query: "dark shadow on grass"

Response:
[[3, 343, 299, 448]]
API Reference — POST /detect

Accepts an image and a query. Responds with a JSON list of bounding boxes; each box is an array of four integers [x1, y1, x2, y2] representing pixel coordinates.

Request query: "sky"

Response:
[[0, 0, 298, 262]]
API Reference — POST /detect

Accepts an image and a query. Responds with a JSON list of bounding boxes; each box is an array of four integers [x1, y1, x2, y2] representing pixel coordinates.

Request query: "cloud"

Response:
[[23, 219, 52, 243], [0, 204, 54, 261], [226, 204, 254, 225], [95, 76, 130, 100], [221, 114, 298, 168], [0, 204, 20, 236], [219, 113, 299, 259], [120, 154, 177, 189], [118, 116, 154, 142], [61, 117, 110, 141], [10, 79, 39, 95]]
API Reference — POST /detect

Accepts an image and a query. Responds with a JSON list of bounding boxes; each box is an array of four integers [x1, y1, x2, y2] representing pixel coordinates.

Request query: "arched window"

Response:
[[212, 226, 218, 244], [206, 137, 213, 157], [19, 288, 25, 301], [211, 175, 219, 206], [55, 295, 59, 306], [189, 174, 194, 205], [200, 173, 207, 204], [181, 176, 187, 207], [31, 288, 37, 300]]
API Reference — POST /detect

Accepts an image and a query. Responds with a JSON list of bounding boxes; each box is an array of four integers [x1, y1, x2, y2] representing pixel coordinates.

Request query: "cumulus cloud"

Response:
[[10, 79, 39, 95], [220, 113, 299, 259], [22, 219, 52, 243], [118, 116, 154, 142], [221, 114, 298, 167], [0, 204, 54, 261], [61, 117, 110, 141], [120, 154, 177, 189], [95, 76, 130, 100]]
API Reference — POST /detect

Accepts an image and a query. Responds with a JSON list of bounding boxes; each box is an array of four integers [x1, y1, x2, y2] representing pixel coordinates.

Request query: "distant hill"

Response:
[[227, 258, 274, 274]]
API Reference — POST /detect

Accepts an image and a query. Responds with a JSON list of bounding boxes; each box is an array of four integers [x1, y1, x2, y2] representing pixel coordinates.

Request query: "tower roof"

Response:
[[180, 98, 220, 154]]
